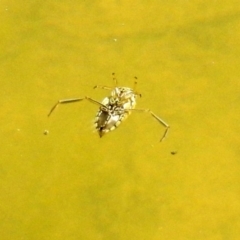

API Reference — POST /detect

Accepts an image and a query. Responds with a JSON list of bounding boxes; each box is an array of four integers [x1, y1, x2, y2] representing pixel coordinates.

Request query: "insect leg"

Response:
[[84, 96, 107, 108], [48, 98, 85, 117], [131, 108, 170, 142], [93, 72, 117, 90], [48, 97, 106, 117], [93, 85, 112, 90], [150, 111, 170, 142]]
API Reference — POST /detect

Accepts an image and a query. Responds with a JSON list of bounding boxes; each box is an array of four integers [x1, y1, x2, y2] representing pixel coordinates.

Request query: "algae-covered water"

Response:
[[0, 1, 240, 239]]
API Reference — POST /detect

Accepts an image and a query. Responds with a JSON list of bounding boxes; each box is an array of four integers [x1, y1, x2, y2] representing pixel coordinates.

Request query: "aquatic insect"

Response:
[[48, 73, 169, 141]]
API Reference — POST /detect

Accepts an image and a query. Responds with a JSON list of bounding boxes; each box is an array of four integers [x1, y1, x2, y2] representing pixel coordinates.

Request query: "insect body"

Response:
[[48, 74, 169, 141], [95, 87, 137, 137]]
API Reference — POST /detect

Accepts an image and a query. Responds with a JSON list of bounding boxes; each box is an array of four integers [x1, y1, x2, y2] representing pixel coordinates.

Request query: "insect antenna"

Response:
[[133, 76, 142, 98], [112, 72, 117, 86]]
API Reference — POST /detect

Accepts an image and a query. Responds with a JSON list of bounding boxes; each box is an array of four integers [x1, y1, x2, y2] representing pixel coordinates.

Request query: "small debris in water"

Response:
[[171, 151, 177, 155], [43, 130, 49, 135]]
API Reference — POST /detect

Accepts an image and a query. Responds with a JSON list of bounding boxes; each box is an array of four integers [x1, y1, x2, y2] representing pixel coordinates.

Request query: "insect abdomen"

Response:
[[95, 110, 128, 137]]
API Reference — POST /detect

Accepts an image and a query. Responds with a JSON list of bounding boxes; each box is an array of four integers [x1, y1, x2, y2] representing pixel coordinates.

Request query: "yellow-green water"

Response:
[[1, 1, 240, 239]]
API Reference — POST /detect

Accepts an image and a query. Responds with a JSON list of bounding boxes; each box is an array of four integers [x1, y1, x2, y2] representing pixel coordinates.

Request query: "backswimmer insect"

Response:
[[48, 73, 170, 141]]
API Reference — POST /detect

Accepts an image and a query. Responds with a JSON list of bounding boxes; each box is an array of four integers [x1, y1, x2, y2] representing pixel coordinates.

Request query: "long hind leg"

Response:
[[131, 108, 170, 142], [48, 97, 105, 117]]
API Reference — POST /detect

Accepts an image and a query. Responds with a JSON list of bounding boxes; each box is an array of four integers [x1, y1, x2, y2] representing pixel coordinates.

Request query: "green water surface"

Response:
[[0, 1, 240, 239]]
